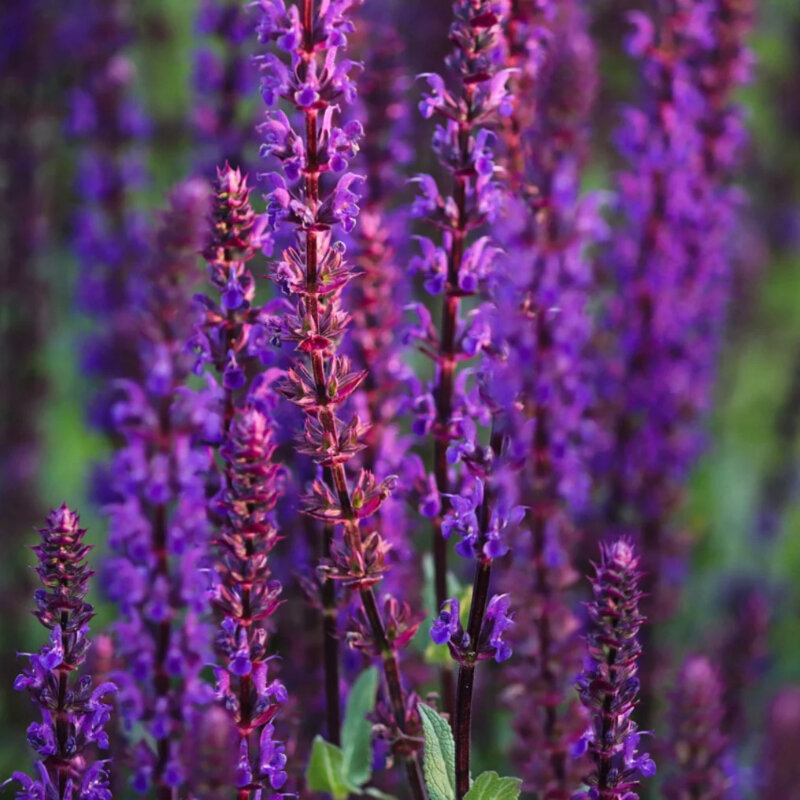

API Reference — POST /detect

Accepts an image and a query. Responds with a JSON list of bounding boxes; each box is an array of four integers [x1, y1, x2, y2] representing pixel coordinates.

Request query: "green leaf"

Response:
[[463, 771, 522, 800], [418, 703, 456, 800], [341, 666, 379, 787], [363, 788, 398, 800], [306, 736, 351, 800]]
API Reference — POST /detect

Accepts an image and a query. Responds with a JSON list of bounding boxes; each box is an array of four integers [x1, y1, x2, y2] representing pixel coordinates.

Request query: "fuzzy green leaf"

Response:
[[418, 703, 456, 800], [463, 771, 522, 800], [342, 666, 379, 787], [306, 736, 352, 800]]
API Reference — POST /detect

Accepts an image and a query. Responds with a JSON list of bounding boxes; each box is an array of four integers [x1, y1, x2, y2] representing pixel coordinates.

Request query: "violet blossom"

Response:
[[191, 165, 289, 800], [6, 506, 115, 800], [407, 0, 514, 717], [194, 0, 259, 172], [662, 656, 732, 800], [491, 0, 601, 793], [595, 0, 752, 731], [65, 0, 149, 434], [254, 1, 425, 796], [574, 540, 654, 800], [100, 178, 215, 797]]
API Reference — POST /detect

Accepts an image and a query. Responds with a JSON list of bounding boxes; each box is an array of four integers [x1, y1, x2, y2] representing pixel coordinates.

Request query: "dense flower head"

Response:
[[574, 540, 654, 799], [191, 165, 274, 395], [210, 371, 288, 798], [8, 506, 115, 800], [255, 2, 429, 786], [662, 656, 731, 800], [100, 178, 215, 795]]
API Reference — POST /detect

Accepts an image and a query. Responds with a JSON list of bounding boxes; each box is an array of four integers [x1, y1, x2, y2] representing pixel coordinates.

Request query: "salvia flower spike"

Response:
[[494, 0, 600, 792], [7, 506, 115, 800], [211, 385, 289, 800], [409, 0, 515, 715], [102, 178, 215, 797], [255, 1, 426, 796], [194, 165, 289, 800], [662, 656, 731, 800], [574, 540, 655, 800]]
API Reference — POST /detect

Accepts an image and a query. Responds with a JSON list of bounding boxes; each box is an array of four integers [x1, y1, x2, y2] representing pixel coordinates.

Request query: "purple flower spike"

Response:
[[7, 506, 115, 800], [493, 1, 599, 792], [65, 0, 150, 435], [406, 0, 515, 722], [662, 656, 731, 800], [595, 0, 755, 733], [211, 385, 288, 799], [255, 0, 424, 791], [191, 164, 289, 800], [574, 540, 654, 800], [194, 0, 259, 172], [101, 179, 215, 796]]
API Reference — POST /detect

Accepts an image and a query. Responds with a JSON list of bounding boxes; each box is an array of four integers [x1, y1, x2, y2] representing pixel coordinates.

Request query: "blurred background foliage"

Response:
[[1, 0, 800, 788]]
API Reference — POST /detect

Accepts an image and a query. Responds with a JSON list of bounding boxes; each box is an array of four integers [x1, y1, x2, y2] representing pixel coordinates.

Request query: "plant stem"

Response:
[[433, 93, 473, 717], [322, 513, 341, 746], [454, 557, 492, 800]]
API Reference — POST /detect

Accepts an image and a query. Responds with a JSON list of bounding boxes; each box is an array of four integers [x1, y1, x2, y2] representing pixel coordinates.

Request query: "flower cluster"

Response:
[[191, 165, 271, 407], [430, 593, 513, 664], [493, 1, 601, 793], [7, 506, 115, 800], [255, 0, 425, 792], [662, 656, 731, 800], [574, 540, 654, 800], [194, 0, 258, 171], [101, 178, 215, 796], [596, 0, 754, 732], [65, 0, 149, 433], [191, 164, 289, 800], [406, 1, 516, 717], [211, 384, 289, 797]]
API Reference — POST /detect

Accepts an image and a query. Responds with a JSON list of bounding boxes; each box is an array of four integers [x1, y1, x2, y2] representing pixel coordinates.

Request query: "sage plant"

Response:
[[66, 0, 149, 433], [574, 540, 654, 800], [408, 0, 514, 714], [193, 166, 289, 800], [101, 178, 214, 798], [6, 506, 115, 800], [194, 0, 258, 172], [662, 656, 731, 800], [595, 0, 751, 728], [255, 1, 426, 796], [495, 0, 600, 793]]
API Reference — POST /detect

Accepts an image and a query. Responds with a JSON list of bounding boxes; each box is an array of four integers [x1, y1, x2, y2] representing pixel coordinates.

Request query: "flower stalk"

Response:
[[255, 1, 426, 795]]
